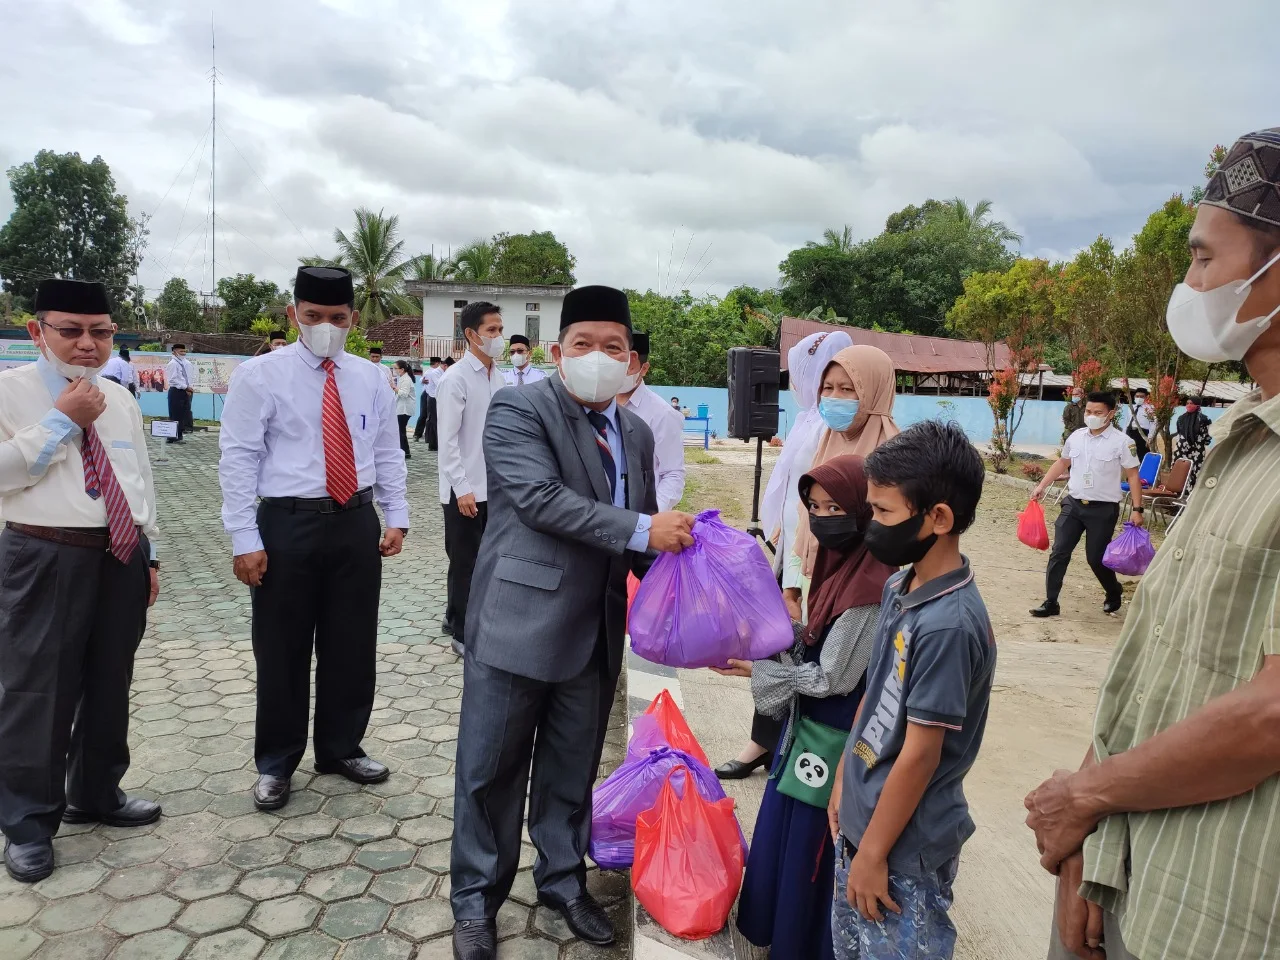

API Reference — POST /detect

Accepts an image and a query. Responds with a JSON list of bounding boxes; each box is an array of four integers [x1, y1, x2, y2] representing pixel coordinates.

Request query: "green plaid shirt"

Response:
[[1082, 388, 1280, 959]]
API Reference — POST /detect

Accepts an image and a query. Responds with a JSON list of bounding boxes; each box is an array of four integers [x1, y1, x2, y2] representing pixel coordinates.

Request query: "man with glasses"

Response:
[[165, 343, 196, 443], [0, 278, 162, 882], [503, 334, 546, 387]]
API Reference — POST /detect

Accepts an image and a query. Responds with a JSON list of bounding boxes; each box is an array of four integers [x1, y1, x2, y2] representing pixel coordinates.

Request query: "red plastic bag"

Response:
[[643, 690, 710, 768], [1017, 500, 1050, 551], [632, 766, 745, 940], [627, 572, 641, 613]]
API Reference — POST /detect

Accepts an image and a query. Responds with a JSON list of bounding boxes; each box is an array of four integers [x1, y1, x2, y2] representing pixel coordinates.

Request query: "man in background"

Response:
[[619, 332, 686, 510], [165, 343, 195, 444], [269, 331, 289, 351], [369, 346, 397, 391], [102, 345, 138, 396], [436, 302, 505, 652], [504, 335, 547, 387], [414, 357, 445, 449], [1062, 385, 1084, 442], [1126, 387, 1157, 458]]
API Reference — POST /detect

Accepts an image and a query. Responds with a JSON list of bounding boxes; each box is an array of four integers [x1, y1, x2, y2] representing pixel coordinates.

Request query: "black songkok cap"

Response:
[[1202, 129, 1280, 228], [295, 265, 355, 306], [269, 330, 288, 341], [509, 334, 531, 348], [632, 332, 650, 358], [560, 285, 631, 331], [429, 356, 443, 364], [34, 278, 111, 315]]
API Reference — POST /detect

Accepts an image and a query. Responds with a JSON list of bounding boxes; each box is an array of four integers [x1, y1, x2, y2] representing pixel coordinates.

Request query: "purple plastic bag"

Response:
[[629, 510, 793, 669], [590, 746, 737, 870], [1102, 522, 1156, 576], [625, 714, 669, 763]]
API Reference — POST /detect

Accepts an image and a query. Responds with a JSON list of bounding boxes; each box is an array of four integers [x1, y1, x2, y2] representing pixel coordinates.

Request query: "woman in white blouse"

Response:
[[394, 360, 416, 459]]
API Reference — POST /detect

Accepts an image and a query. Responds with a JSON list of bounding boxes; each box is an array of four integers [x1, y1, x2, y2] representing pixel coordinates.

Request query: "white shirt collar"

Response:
[[294, 341, 349, 370], [583, 399, 620, 428]]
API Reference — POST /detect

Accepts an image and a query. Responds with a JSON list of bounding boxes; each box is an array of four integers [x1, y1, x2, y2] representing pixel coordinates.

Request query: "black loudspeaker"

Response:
[[727, 347, 780, 440]]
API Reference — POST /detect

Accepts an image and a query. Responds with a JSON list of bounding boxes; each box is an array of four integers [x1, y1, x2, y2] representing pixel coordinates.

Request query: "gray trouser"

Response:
[[1046, 908, 1136, 960]]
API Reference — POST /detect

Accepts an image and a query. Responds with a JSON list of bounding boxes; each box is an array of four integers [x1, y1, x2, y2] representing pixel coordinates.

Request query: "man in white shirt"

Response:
[[368, 347, 397, 392], [617, 332, 686, 511], [0, 279, 162, 883], [414, 356, 446, 449], [436, 301, 506, 652], [1126, 387, 1159, 458], [102, 346, 138, 396], [1030, 391, 1145, 618], [164, 343, 195, 443], [218, 266, 409, 813], [503, 334, 547, 387]]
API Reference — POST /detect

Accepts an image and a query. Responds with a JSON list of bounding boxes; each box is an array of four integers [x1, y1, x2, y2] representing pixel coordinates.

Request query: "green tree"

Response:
[[491, 231, 576, 284], [778, 240, 861, 319], [451, 240, 497, 282], [629, 287, 775, 388], [407, 252, 454, 281], [1052, 237, 1116, 381], [302, 209, 417, 324], [1190, 144, 1229, 205], [156, 277, 203, 330], [217, 273, 282, 333], [0, 150, 143, 311]]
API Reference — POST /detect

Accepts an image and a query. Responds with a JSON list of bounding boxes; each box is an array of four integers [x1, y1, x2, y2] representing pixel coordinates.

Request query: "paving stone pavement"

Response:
[[0, 432, 631, 960]]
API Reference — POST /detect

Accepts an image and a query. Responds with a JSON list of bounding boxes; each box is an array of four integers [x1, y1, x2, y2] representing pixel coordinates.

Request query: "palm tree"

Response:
[[943, 198, 1022, 246], [806, 225, 855, 253], [451, 240, 496, 282], [407, 251, 454, 282], [331, 207, 420, 323]]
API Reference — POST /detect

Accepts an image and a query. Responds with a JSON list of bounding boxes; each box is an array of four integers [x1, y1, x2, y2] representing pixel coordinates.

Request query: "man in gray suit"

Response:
[[450, 285, 695, 960]]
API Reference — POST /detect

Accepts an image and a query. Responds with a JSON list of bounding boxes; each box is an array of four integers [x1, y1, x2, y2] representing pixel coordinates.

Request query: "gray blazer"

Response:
[[465, 376, 658, 683]]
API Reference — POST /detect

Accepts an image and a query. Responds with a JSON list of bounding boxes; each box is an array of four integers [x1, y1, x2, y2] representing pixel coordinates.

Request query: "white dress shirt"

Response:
[[621, 381, 686, 512], [1063, 426, 1140, 502], [589, 399, 651, 552], [165, 355, 195, 389], [424, 366, 445, 399], [102, 355, 138, 390], [436, 352, 505, 505], [395, 374, 417, 416], [218, 342, 409, 555], [0, 357, 159, 556], [503, 365, 548, 388]]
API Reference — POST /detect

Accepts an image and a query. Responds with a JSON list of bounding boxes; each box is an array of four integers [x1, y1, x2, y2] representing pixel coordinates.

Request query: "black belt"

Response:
[[261, 488, 374, 514], [1068, 497, 1118, 508]]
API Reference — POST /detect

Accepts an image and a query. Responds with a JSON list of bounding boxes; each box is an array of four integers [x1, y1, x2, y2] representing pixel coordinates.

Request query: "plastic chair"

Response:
[[1121, 453, 1161, 511], [1146, 458, 1193, 532]]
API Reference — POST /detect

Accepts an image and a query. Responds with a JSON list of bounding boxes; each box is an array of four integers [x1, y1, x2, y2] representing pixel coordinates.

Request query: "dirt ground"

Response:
[[676, 441, 1135, 958]]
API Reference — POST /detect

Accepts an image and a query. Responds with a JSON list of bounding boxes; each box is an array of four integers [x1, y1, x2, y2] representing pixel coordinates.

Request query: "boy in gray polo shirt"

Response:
[[827, 421, 995, 958]]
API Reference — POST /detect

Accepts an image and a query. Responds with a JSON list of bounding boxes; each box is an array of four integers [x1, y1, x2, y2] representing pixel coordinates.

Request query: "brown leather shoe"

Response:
[[253, 775, 291, 811]]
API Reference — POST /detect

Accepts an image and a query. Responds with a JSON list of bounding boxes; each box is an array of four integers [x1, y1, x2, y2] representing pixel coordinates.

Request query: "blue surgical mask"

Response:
[[818, 397, 859, 432]]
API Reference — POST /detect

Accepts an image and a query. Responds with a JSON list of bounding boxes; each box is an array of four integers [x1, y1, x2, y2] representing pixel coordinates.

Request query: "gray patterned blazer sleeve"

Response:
[[750, 604, 881, 719]]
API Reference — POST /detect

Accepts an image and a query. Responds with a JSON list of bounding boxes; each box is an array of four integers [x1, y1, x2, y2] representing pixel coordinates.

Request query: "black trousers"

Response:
[[0, 529, 150, 843], [1045, 497, 1122, 604], [251, 501, 382, 777], [414, 394, 438, 449], [443, 494, 487, 641], [397, 414, 411, 457], [751, 710, 783, 755], [451, 649, 611, 918], [167, 387, 191, 440]]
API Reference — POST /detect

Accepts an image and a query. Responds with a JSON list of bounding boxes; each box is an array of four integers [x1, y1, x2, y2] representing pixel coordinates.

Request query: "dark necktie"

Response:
[[80, 424, 140, 563], [586, 410, 617, 501]]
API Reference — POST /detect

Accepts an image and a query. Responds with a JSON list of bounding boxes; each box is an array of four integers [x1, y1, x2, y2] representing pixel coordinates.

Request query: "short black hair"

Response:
[[1231, 211, 1280, 267], [460, 301, 501, 333], [368, 346, 382, 355], [864, 420, 984, 534], [1133, 387, 1148, 397], [269, 330, 288, 341], [172, 343, 186, 351], [1088, 391, 1117, 410], [118, 346, 130, 359], [444, 357, 456, 366]]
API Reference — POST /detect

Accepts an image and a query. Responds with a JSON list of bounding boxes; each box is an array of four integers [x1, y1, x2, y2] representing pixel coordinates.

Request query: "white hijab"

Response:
[[761, 329, 855, 553]]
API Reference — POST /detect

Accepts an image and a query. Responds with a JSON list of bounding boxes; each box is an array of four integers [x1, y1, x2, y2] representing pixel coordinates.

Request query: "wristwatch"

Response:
[[149, 560, 160, 569], [1132, 507, 1145, 514]]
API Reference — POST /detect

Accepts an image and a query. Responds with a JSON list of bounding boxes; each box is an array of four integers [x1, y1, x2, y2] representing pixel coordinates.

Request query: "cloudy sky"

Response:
[[0, 0, 1272, 300]]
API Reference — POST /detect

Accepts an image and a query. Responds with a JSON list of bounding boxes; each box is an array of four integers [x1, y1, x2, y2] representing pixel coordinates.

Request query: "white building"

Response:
[[404, 281, 571, 351]]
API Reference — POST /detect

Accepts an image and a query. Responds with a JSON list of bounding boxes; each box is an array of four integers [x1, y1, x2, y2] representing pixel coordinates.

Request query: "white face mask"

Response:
[[559, 350, 630, 403], [298, 322, 350, 359], [1166, 249, 1280, 362], [470, 332, 505, 359], [40, 343, 106, 380], [618, 371, 641, 394], [511, 351, 530, 368], [1084, 414, 1109, 431]]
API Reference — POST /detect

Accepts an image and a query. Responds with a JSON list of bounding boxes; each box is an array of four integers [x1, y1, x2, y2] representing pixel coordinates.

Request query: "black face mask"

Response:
[[863, 512, 937, 568], [808, 514, 863, 553]]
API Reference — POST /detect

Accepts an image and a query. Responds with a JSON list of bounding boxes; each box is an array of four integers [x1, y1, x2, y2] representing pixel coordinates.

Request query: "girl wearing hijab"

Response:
[[718, 456, 896, 960], [717, 329, 854, 781], [785, 345, 899, 613], [1173, 396, 1213, 490], [394, 360, 416, 460]]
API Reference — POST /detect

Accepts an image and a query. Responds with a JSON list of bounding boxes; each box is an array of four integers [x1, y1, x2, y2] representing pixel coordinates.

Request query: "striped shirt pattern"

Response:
[[1082, 388, 1280, 960]]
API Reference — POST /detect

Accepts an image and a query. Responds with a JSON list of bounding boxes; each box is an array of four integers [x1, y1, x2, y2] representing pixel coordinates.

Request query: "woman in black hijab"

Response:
[[1173, 397, 1213, 491]]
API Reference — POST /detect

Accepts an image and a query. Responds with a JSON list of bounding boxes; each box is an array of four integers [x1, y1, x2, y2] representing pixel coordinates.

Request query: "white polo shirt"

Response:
[[1063, 426, 1140, 502]]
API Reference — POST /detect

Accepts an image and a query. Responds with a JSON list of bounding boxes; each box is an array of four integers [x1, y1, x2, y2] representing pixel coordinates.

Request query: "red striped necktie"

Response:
[[79, 424, 139, 563], [321, 359, 359, 504]]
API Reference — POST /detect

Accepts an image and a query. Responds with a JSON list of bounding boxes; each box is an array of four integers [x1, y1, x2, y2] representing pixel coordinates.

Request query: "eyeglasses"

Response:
[[40, 322, 114, 342]]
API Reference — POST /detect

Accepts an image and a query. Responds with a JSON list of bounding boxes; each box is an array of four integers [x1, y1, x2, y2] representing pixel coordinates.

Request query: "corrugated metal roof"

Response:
[[1017, 373, 1254, 403], [779, 317, 1012, 374]]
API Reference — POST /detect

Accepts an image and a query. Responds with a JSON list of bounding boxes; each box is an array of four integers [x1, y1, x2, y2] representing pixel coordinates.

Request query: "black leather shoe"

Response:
[[1030, 601, 1061, 618], [1103, 595, 1124, 615], [441, 619, 454, 637], [63, 797, 161, 827], [314, 756, 390, 784], [452, 919, 497, 960], [539, 893, 615, 946], [253, 775, 292, 811], [714, 754, 771, 780], [4, 839, 54, 883]]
